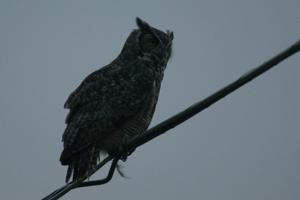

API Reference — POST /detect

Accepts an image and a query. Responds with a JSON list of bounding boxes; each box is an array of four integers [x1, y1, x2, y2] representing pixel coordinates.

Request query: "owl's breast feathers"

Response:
[[60, 61, 163, 163]]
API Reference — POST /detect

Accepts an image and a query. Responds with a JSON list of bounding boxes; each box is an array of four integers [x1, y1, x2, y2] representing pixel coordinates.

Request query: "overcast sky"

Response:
[[0, 1, 300, 200]]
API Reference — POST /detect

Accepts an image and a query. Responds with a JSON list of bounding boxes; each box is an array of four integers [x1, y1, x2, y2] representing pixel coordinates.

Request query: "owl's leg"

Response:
[[108, 144, 132, 161], [106, 138, 135, 161], [119, 134, 138, 161]]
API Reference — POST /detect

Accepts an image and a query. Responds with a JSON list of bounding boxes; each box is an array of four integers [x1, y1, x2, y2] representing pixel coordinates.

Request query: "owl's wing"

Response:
[[64, 68, 107, 112], [62, 63, 155, 150]]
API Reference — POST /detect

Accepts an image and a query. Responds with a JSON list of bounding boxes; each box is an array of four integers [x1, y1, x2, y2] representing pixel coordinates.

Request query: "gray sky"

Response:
[[0, 1, 300, 200]]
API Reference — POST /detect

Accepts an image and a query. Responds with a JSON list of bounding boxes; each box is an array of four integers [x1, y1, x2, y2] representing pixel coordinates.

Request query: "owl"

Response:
[[60, 17, 173, 182]]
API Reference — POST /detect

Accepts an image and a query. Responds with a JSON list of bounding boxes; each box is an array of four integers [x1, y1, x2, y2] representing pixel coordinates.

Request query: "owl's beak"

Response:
[[166, 30, 174, 48], [167, 30, 174, 41]]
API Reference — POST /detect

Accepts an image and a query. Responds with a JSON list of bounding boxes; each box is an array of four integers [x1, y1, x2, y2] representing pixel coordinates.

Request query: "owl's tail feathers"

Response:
[[60, 146, 100, 183]]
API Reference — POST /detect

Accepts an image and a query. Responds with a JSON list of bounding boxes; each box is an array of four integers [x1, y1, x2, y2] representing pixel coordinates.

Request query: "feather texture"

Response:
[[60, 17, 173, 182]]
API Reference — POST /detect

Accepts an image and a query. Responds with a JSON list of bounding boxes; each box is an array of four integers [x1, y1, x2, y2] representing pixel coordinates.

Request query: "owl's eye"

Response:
[[140, 34, 159, 52]]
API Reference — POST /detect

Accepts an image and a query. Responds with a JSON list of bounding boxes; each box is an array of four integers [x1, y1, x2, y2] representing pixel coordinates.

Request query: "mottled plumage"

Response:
[[60, 17, 173, 182]]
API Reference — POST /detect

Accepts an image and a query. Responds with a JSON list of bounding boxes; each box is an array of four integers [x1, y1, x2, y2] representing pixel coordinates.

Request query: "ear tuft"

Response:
[[136, 17, 152, 32]]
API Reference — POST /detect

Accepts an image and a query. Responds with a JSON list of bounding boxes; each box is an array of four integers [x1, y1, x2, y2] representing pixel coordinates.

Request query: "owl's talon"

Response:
[[119, 148, 135, 161], [120, 155, 127, 162]]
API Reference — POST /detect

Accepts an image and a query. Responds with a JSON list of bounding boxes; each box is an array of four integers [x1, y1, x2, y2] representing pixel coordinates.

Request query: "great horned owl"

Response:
[[60, 17, 173, 182]]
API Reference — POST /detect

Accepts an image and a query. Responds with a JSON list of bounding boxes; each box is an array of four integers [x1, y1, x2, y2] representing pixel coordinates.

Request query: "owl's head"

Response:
[[119, 17, 173, 67]]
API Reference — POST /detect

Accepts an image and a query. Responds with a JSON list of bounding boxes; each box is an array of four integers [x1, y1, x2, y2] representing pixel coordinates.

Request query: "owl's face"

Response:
[[120, 18, 173, 67], [136, 17, 173, 63]]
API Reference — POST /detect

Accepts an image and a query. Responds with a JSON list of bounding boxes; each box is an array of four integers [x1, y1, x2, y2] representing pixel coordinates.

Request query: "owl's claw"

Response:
[[108, 145, 135, 161], [120, 148, 135, 161]]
